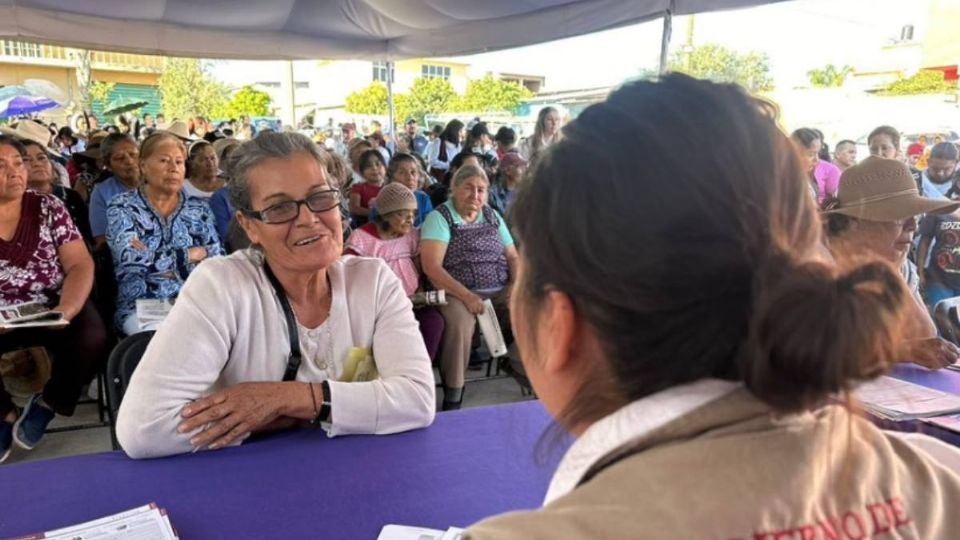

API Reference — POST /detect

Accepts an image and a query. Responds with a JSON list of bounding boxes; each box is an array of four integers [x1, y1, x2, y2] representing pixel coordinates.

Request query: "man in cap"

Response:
[[334, 122, 357, 159], [396, 118, 428, 157], [824, 156, 960, 368]]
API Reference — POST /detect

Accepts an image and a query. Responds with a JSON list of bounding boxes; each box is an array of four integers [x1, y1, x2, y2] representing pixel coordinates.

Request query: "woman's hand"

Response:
[[906, 338, 960, 370], [178, 382, 287, 450], [50, 303, 80, 322], [464, 293, 486, 315], [129, 237, 147, 251], [188, 246, 208, 263]]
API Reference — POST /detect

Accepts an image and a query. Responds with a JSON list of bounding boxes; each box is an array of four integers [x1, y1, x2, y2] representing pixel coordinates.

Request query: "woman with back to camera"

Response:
[[464, 74, 960, 539]]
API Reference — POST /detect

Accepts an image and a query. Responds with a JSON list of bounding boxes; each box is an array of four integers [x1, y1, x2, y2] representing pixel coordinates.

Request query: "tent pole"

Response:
[[658, 1, 674, 74], [386, 60, 396, 140], [285, 60, 296, 127]]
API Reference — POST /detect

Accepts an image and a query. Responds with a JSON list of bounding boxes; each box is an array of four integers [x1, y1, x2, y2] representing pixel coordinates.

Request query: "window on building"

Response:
[[421, 65, 451, 80], [295, 81, 310, 89], [257, 82, 281, 88], [3, 41, 41, 58], [372, 61, 394, 83]]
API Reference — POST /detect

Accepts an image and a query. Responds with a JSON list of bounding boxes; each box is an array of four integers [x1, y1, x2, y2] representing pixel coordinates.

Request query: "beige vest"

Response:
[[466, 389, 960, 539]]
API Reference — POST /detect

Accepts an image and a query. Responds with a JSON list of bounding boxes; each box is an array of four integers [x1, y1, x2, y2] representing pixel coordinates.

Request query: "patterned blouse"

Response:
[[106, 189, 222, 329], [0, 191, 82, 307]]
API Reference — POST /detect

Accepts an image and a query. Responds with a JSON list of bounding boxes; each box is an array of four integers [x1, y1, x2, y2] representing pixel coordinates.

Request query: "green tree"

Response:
[[344, 78, 459, 125], [344, 81, 390, 116], [458, 74, 532, 113], [159, 58, 228, 119], [880, 69, 957, 96], [402, 77, 459, 124], [807, 64, 853, 88], [669, 43, 774, 93], [213, 85, 272, 119], [88, 81, 115, 111]]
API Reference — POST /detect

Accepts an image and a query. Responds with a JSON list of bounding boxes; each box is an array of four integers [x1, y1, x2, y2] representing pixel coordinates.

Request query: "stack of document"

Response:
[[11, 503, 177, 540], [476, 299, 508, 358], [136, 298, 175, 328], [856, 376, 960, 421], [379, 525, 464, 540], [0, 301, 67, 330]]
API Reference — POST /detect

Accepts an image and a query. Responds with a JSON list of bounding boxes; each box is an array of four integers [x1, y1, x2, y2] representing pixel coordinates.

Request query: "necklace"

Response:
[[297, 315, 336, 376]]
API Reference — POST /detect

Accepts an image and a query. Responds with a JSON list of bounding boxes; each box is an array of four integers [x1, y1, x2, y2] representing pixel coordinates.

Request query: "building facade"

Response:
[[0, 40, 163, 125]]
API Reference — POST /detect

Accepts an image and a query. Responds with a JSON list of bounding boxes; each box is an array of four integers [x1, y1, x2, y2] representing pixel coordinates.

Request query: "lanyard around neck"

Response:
[[263, 261, 302, 382]]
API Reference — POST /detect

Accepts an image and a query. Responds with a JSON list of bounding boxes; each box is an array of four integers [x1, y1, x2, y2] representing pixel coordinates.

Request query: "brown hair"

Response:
[[528, 106, 559, 161], [0, 135, 26, 156], [868, 125, 901, 151], [510, 74, 909, 429], [387, 152, 423, 184], [322, 150, 350, 191], [140, 132, 186, 163], [186, 141, 214, 178]]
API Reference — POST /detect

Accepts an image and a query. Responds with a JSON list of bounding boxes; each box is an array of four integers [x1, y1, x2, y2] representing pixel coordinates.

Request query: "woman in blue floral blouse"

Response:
[[106, 132, 222, 335]]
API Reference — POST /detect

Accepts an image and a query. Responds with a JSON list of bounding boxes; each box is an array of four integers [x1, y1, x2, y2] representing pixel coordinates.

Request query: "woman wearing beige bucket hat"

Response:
[[824, 156, 960, 368]]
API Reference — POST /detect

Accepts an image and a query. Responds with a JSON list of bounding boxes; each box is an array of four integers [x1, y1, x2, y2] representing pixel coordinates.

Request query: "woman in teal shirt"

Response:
[[420, 164, 517, 410]]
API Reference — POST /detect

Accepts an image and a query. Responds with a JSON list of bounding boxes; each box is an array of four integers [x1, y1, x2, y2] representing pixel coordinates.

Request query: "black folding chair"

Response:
[[106, 331, 155, 450], [934, 297, 960, 346]]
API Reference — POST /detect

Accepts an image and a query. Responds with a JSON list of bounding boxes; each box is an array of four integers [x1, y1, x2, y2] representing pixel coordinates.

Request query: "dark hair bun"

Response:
[[742, 258, 907, 412]]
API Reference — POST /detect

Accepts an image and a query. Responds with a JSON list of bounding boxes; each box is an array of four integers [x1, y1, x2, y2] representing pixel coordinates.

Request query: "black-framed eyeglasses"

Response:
[[244, 189, 342, 224]]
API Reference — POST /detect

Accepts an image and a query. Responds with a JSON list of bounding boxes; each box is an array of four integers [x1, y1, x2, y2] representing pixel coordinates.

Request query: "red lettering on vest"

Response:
[[819, 517, 841, 540], [888, 498, 912, 528], [842, 511, 866, 540], [752, 497, 912, 540], [866, 502, 892, 534]]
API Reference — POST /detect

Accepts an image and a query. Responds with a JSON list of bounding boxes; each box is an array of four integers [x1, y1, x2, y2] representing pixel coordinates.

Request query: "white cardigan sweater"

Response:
[[116, 250, 436, 459]]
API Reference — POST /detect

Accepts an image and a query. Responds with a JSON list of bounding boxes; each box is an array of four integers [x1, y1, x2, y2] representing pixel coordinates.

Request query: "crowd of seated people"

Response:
[[0, 108, 528, 459], [4, 89, 960, 480]]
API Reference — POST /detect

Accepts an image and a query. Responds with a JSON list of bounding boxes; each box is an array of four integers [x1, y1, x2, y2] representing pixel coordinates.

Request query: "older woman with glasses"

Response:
[[116, 132, 435, 459]]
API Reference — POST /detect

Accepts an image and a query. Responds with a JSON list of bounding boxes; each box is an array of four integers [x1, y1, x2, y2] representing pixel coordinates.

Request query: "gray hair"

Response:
[[100, 133, 136, 162], [227, 131, 328, 212], [450, 164, 488, 189]]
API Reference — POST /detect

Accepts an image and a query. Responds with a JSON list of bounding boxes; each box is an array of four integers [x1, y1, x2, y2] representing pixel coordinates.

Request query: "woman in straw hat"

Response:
[[824, 156, 960, 369]]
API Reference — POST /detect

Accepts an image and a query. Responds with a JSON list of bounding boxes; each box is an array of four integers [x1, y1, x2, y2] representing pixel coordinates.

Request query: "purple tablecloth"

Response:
[[0, 401, 565, 540]]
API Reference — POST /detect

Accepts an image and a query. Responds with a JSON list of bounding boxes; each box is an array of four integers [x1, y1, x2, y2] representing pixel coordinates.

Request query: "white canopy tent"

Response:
[[0, 0, 785, 125]]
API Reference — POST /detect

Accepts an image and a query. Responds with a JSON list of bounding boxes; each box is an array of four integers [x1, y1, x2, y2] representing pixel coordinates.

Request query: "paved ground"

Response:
[[2, 366, 533, 465]]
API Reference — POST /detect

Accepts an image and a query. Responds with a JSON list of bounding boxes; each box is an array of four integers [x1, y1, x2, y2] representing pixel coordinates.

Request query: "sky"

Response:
[[441, 0, 925, 91], [211, 0, 928, 93]]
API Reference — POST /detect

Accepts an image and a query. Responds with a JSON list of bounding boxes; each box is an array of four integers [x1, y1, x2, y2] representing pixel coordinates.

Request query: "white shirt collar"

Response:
[[543, 378, 740, 505]]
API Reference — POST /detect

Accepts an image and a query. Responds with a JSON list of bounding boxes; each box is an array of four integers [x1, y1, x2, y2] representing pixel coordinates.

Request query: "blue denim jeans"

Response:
[[924, 278, 960, 309]]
